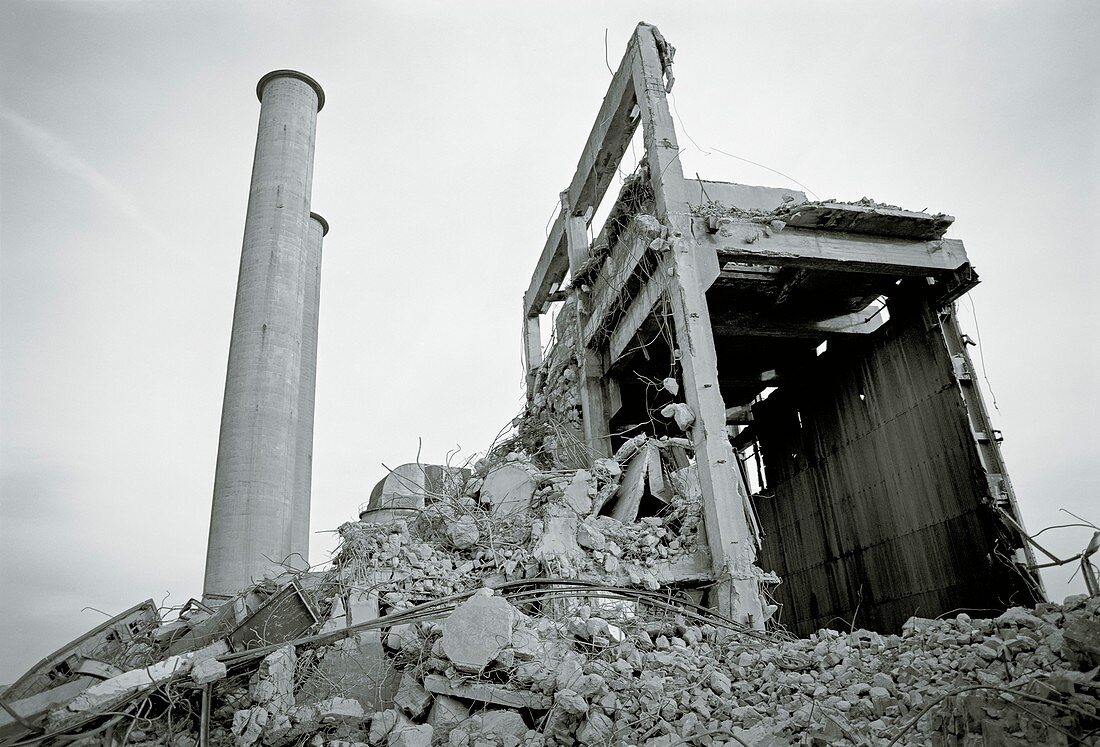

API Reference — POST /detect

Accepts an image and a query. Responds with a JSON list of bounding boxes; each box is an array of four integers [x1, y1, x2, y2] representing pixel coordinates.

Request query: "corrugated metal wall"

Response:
[[751, 297, 1038, 635]]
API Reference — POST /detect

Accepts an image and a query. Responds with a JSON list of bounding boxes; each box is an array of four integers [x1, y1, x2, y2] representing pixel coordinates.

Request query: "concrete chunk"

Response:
[[313, 697, 365, 721], [441, 590, 516, 673], [563, 470, 593, 515], [477, 711, 527, 740], [426, 695, 468, 742], [191, 657, 227, 685], [386, 724, 432, 747], [422, 674, 551, 709], [0, 677, 96, 735], [445, 516, 480, 550], [250, 645, 296, 715], [231, 707, 268, 747], [394, 675, 431, 719], [368, 709, 410, 745], [65, 654, 193, 714], [480, 464, 535, 516], [298, 633, 399, 712]]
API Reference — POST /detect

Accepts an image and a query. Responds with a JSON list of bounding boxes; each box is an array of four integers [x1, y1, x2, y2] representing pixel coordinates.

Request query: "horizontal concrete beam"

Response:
[[524, 30, 642, 318], [698, 220, 968, 276], [712, 306, 888, 339]]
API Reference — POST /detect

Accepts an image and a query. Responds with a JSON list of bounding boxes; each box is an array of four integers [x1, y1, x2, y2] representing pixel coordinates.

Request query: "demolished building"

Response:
[[517, 24, 1044, 635], [3, 22, 1098, 747]]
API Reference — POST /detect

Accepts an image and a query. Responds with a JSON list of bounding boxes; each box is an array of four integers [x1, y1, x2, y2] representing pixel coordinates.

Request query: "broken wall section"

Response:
[[752, 295, 1042, 635], [517, 296, 585, 470]]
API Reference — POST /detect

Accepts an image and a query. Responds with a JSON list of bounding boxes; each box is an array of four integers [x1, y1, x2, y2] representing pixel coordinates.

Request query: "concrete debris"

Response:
[[562, 469, 594, 515], [190, 656, 227, 685], [231, 707, 268, 747], [425, 694, 468, 741], [480, 463, 536, 516], [368, 708, 410, 745], [0, 678, 98, 736], [441, 589, 516, 673], [393, 674, 431, 719], [14, 450, 1100, 747], [297, 630, 399, 711], [386, 723, 431, 747], [57, 640, 224, 719], [308, 696, 364, 721], [447, 711, 528, 747], [423, 673, 552, 710], [250, 644, 296, 714], [444, 515, 480, 549], [659, 402, 695, 432]]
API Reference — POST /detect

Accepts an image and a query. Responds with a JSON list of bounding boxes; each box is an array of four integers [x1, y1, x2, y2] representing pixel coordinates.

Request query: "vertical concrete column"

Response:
[[289, 212, 327, 568], [203, 71, 325, 601]]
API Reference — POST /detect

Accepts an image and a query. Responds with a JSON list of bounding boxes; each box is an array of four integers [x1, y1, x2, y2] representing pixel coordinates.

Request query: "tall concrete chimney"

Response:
[[289, 212, 327, 567], [203, 70, 325, 601]]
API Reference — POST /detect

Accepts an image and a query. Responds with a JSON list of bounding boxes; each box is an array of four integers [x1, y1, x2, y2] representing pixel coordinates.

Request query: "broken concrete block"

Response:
[[426, 695, 468, 742], [347, 590, 380, 626], [192, 638, 230, 663], [313, 697, 365, 721], [1063, 616, 1100, 669], [563, 470, 593, 515], [445, 516, 480, 550], [996, 607, 1043, 629], [576, 520, 606, 551], [441, 589, 516, 673], [660, 402, 694, 432], [394, 675, 431, 719], [610, 443, 649, 523], [422, 674, 551, 709], [297, 633, 399, 712], [65, 653, 193, 714], [250, 645, 296, 715], [231, 707, 268, 747], [576, 711, 613, 745], [480, 464, 535, 516], [73, 658, 124, 681], [265, 713, 291, 744], [0, 677, 97, 736], [321, 595, 348, 633], [384, 623, 415, 652], [191, 657, 227, 685], [477, 711, 527, 740], [386, 724, 431, 747], [368, 709, 410, 745], [533, 510, 581, 567], [708, 670, 732, 695], [553, 689, 588, 715]]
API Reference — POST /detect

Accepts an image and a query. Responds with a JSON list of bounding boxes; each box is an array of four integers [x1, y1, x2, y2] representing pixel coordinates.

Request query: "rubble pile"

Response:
[[3, 445, 1098, 746]]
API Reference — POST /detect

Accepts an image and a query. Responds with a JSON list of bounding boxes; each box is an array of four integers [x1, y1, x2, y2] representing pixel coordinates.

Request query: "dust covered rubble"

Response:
[[7, 446, 1099, 747]]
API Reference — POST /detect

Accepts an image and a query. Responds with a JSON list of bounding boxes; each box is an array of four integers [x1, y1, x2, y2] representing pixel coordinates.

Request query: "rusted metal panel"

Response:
[[228, 580, 319, 651], [752, 296, 1038, 635]]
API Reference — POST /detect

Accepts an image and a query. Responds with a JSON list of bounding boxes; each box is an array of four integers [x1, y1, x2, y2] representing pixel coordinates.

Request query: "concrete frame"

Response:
[[521, 23, 1041, 628]]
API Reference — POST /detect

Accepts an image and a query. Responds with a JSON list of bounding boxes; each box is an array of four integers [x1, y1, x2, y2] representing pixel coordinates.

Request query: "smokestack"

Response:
[[203, 70, 324, 601], [289, 212, 327, 567]]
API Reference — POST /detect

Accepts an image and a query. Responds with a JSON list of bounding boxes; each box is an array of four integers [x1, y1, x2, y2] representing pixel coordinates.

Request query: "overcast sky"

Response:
[[1, 1, 1097, 683]]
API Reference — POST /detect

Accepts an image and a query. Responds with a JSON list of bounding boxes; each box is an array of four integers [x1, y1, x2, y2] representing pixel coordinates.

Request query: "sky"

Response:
[[1, 1, 1097, 683]]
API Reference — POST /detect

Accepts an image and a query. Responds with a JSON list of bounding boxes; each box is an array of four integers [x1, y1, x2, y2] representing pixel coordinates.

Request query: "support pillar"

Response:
[[631, 26, 766, 627]]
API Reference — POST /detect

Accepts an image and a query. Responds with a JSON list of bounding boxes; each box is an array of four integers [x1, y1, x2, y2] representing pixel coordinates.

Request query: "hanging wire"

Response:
[[963, 294, 1000, 412]]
